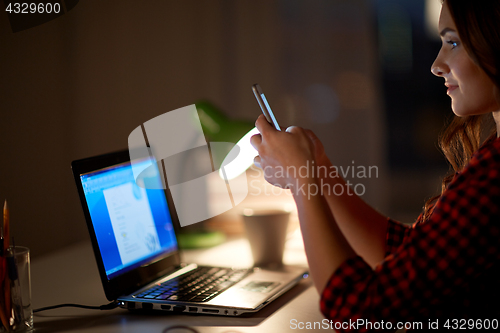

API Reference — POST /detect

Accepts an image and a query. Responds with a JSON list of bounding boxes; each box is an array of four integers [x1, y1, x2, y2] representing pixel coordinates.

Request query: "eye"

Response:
[[446, 40, 459, 49]]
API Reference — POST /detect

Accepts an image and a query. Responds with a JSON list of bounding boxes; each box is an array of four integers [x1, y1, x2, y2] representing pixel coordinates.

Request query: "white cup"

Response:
[[242, 209, 290, 268]]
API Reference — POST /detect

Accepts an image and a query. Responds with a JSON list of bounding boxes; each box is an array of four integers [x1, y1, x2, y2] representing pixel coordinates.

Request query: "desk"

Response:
[[31, 231, 327, 333]]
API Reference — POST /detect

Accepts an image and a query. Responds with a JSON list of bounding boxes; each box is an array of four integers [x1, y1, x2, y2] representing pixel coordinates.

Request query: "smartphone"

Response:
[[252, 84, 281, 131]]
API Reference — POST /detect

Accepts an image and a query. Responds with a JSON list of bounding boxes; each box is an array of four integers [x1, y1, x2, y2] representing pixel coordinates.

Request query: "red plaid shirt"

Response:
[[320, 137, 500, 331]]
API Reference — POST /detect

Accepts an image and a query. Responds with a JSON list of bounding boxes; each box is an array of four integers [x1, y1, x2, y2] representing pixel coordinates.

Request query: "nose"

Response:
[[431, 64, 445, 76], [431, 51, 448, 77]]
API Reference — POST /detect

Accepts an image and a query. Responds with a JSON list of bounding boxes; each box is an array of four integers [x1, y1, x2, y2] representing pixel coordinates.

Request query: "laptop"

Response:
[[71, 149, 308, 316]]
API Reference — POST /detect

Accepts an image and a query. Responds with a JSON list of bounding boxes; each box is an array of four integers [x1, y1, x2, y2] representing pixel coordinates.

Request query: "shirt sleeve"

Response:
[[385, 218, 412, 257], [320, 143, 500, 332]]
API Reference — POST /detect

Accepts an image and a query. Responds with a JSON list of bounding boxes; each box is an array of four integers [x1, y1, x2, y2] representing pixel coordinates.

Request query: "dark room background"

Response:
[[0, 0, 450, 257]]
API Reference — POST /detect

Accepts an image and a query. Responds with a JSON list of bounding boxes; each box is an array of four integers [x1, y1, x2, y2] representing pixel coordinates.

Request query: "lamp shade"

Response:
[[196, 101, 254, 143], [219, 127, 259, 180], [195, 101, 258, 180]]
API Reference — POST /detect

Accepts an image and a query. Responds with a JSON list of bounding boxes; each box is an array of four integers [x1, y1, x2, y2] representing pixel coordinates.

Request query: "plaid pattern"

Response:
[[320, 137, 500, 332], [385, 218, 413, 257]]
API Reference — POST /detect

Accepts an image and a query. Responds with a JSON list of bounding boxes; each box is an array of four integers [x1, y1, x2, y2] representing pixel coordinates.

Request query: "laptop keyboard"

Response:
[[134, 267, 250, 303]]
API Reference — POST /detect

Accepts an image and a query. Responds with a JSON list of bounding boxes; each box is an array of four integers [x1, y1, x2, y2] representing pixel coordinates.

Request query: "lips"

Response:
[[445, 83, 458, 95]]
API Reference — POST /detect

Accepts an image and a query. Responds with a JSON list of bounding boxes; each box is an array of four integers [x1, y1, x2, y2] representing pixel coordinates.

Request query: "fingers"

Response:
[[285, 125, 305, 135], [250, 134, 263, 169], [253, 155, 262, 168], [255, 114, 274, 135], [250, 133, 262, 150]]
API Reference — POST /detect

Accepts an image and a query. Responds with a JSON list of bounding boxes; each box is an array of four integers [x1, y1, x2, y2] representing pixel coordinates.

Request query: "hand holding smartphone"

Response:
[[252, 84, 281, 131]]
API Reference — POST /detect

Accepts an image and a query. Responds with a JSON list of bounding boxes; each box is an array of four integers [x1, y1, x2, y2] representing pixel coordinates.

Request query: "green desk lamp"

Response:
[[176, 101, 255, 249]]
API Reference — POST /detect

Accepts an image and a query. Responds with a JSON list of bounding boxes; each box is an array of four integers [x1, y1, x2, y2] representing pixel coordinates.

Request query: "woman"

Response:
[[251, 0, 500, 330]]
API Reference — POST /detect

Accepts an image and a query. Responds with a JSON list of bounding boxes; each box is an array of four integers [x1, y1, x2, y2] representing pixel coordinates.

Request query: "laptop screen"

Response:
[[79, 158, 178, 280]]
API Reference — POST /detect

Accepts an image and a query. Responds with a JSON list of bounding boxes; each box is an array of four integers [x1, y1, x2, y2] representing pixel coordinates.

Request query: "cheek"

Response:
[[472, 79, 499, 112], [456, 63, 499, 114]]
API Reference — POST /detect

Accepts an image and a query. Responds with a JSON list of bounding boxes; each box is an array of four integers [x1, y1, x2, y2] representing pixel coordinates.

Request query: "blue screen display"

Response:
[[80, 159, 178, 280]]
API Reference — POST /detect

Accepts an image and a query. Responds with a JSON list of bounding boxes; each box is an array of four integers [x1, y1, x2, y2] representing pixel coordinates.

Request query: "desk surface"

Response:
[[31, 231, 326, 333]]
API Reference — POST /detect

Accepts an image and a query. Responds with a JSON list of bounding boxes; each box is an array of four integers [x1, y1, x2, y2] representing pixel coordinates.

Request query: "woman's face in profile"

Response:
[[431, 2, 499, 117]]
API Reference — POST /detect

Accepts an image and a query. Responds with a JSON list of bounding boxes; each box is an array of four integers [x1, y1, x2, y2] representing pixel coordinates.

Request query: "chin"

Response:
[[451, 109, 467, 117], [451, 103, 483, 117], [451, 105, 466, 117], [452, 109, 489, 117], [451, 99, 500, 117]]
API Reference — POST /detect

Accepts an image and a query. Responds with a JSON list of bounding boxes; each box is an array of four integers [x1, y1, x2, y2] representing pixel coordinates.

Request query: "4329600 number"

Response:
[[6, 2, 61, 14], [444, 319, 498, 330]]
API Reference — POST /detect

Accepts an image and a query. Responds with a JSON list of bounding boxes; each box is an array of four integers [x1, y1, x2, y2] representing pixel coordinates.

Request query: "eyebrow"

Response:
[[440, 27, 456, 37]]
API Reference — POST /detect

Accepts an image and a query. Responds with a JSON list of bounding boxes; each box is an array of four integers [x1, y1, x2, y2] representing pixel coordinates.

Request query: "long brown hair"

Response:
[[422, 0, 500, 221]]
